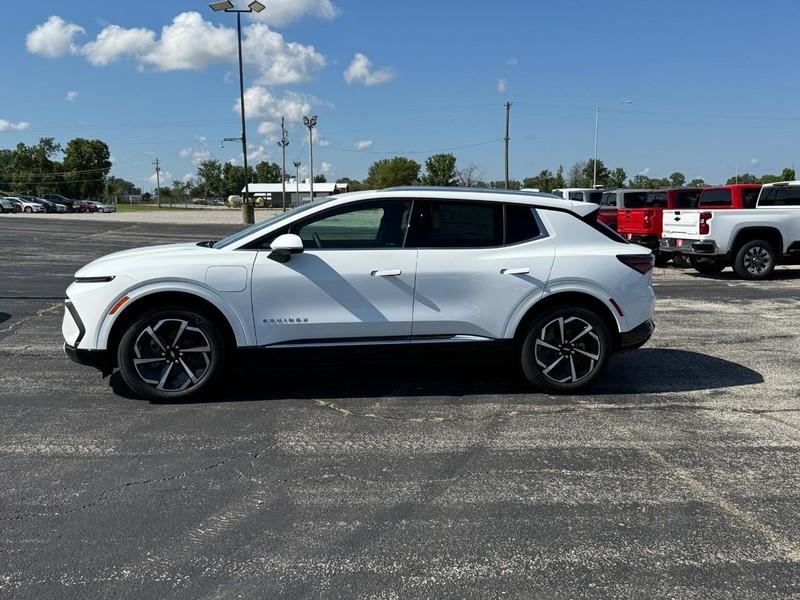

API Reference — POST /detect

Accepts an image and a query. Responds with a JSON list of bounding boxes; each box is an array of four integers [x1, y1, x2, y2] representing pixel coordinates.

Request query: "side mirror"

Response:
[[268, 233, 304, 263]]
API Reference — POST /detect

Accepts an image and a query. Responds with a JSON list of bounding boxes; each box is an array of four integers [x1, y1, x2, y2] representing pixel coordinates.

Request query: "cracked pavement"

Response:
[[1, 217, 799, 598]]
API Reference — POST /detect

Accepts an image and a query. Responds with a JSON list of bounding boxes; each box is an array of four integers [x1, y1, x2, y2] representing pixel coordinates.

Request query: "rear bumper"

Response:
[[619, 319, 654, 351], [659, 238, 719, 256], [622, 233, 659, 251], [65, 343, 112, 374]]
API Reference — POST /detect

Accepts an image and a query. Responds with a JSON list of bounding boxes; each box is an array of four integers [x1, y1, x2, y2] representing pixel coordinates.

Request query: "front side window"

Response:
[[761, 187, 800, 206], [294, 199, 413, 249], [600, 192, 617, 207], [413, 200, 503, 248], [699, 189, 732, 207]]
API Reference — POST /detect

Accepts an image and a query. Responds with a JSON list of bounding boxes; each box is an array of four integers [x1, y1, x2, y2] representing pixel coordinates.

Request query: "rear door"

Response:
[[411, 200, 554, 340]]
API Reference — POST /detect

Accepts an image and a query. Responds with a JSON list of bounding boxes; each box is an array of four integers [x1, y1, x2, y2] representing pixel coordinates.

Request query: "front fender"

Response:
[[93, 280, 254, 350]]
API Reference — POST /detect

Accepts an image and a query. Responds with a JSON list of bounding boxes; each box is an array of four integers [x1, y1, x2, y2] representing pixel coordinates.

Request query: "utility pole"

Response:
[[504, 101, 512, 189], [293, 161, 301, 206], [593, 104, 600, 188], [152, 158, 161, 208], [277, 117, 289, 212], [303, 115, 318, 201]]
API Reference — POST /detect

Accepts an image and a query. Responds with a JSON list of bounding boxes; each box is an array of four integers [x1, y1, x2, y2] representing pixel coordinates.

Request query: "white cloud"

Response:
[[637, 168, 651, 176], [0, 119, 30, 132], [65, 90, 79, 102], [240, 86, 315, 134], [249, 0, 340, 27], [320, 161, 334, 177], [749, 158, 759, 166], [312, 128, 331, 147], [149, 170, 172, 184], [497, 78, 507, 93], [179, 143, 211, 165], [27, 12, 325, 86], [26, 16, 84, 58], [82, 24, 156, 66], [354, 139, 373, 150], [181, 172, 195, 183], [506, 57, 519, 66], [344, 53, 394, 86], [248, 144, 269, 163]]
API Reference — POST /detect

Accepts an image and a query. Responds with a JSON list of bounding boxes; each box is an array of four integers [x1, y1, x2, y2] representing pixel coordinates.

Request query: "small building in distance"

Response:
[[243, 181, 350, 209]]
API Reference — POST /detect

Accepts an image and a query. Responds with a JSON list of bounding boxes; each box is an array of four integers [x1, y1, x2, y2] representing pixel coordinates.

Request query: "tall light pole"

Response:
[[593, 100, 632, 188], [209, 0, 266, 225], [303, 115, 318, 201], [276, 116, 289, 212], [293, 161, 301, 206], [504, 101, 512, 189]]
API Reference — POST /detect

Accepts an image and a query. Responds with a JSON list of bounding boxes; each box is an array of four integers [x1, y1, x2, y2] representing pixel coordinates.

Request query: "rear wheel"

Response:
[[117, 307, 226, 400], [520, 307, 611, 394], [734, 240, 775, 280], [24, 207, 31, 213], [672, 254, 690, 268], [690, 257, 725, 275]]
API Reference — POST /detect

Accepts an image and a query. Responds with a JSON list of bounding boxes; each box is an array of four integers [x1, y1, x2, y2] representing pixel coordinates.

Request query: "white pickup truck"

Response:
[[660, 181, 800, 279]]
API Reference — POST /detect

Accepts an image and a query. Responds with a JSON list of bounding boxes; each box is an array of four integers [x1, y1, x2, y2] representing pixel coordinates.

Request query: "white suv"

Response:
[[63, 188, 656, 400]]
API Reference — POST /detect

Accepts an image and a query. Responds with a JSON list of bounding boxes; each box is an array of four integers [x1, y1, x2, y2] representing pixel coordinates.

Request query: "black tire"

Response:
[[690, 257, 725, 275], [654, 253, 670, 268], [672, 254, 690, 268], [734, 239, 776, 280], [117, 307, 226, 400], [24, 207, 32, 213], [520, 306, 611, 394]]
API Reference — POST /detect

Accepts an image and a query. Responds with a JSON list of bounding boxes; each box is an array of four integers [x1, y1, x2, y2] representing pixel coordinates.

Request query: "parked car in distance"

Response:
[[597, 189, 650, 230], [618, 188, 702, 257], [19, 196, 67, 213], [696, 183, 761, 210], [0, 197, 21, 213], [64, 187, 656, 400], [551, 188, 604, 204], [11, 196, 45, 213], [660, 181, 800, 279], [87, 201, 116, 213], [42, 193, 80, 212]]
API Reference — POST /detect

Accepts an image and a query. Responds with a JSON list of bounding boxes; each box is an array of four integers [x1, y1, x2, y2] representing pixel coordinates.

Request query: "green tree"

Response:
[[62, 138, 111, 198], [171, 178, 192, 198], [196, 159, 223, 196], [688, 178, 706, 187], [582, 159, 609, 187], [364, 156, 420, 188], [668, 171, 686, 187], [780, 167, 796, 181], [313, 174, 327, 183], [567, 161, 588, 187], [607, 167, 627, 189], [105, 176, 141, 201], [254, 161, 282, 183], [725, 173, 759, 185], [552, 165, 566, 189], [336, 177, 364, 192], [422, 153, 457, 186], [522, 169, 557, 192]]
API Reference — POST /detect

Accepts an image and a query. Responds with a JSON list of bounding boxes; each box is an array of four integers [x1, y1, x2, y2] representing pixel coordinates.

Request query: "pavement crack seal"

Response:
[[0, 302, 62, 336], [595, 412, 800, 564], [314, 399, 800, 424]]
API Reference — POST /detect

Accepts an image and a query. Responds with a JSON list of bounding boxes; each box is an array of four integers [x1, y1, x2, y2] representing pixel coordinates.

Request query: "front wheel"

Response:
[[520, 307, 611, 394], [690, 257, 725, 275], [117, 307, 226, 400], [24, 207, 32, 213], [734, 240, 775, 280]]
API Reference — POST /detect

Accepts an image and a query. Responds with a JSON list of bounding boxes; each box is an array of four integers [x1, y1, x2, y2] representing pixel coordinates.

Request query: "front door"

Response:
[[251, 199, 417, 346]]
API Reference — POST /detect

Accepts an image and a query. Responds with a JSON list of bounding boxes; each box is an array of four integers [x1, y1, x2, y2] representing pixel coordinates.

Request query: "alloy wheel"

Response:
[[132, 318, 212, 392], [743, 246, 771, 275], [534, 316, 601, 384]]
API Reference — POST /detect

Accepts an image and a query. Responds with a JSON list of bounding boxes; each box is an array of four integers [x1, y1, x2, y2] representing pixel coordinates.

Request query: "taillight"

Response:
[[643, 210, 653, 228], [618, 254, 654, 274], [699, 211, 712, 235]]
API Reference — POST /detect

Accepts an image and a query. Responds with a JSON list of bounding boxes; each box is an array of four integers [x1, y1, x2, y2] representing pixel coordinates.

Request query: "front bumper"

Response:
[[659, 238, 719, 256], [619, 319, 654, 351], [65, 343, 112, 374]]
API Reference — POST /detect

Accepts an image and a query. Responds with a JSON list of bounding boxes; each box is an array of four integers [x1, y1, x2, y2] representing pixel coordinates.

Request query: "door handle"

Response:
[[501, 267, 530, 275], [371, 269, 402, 277]]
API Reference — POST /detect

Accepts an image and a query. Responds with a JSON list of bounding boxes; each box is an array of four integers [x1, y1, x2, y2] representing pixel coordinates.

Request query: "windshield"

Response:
[[213, 197, 338, 249]]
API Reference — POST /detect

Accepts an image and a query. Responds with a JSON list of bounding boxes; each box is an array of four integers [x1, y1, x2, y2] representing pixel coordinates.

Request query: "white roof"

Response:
[[244, 182, 348, 194]]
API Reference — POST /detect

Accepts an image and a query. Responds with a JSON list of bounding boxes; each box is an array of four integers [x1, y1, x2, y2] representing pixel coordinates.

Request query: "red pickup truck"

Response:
[[618, 188, 703, 252], [693, 183, 761, 209]]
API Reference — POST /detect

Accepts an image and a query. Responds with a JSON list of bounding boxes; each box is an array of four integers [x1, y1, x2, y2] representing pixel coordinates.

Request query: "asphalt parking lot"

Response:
[[1, 217, 799, 599]]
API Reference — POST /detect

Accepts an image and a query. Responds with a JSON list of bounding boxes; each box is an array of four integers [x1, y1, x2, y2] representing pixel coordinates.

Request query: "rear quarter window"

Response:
[[699, 189, 732, 207], [622, 192, 648, 208], [675, 190, 701, 208], [600, 192, 617, 207]]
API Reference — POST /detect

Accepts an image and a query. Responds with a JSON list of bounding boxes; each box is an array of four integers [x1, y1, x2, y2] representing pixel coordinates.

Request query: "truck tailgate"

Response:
[[662, 210, 701, 237], [618, 208, 661, 235]]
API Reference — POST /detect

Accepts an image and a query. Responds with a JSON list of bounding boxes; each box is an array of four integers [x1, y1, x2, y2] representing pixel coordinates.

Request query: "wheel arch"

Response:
[[508, 289, 622, 349], [98, 285, 250, 357], [731, 226, 784, 255]]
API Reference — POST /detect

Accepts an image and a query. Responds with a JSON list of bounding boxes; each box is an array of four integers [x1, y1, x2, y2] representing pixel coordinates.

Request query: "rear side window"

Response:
[[417, 200, 503, 248], [645, 192, 668, 208], [760, 187, 800, 206], [588, 191, 603, 204], [568, 192, 584, 201], [600, 192, 617, 207], [700, 189, 732, 206], [742, 188, 760, 208], [622, 192, 648, 208], [505, 203, 542, 244], [675, 190, 700, 208]]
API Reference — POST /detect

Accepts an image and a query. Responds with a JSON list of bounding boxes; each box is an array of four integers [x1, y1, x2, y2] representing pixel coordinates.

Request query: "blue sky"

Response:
[[4, 0, 800, 191]]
